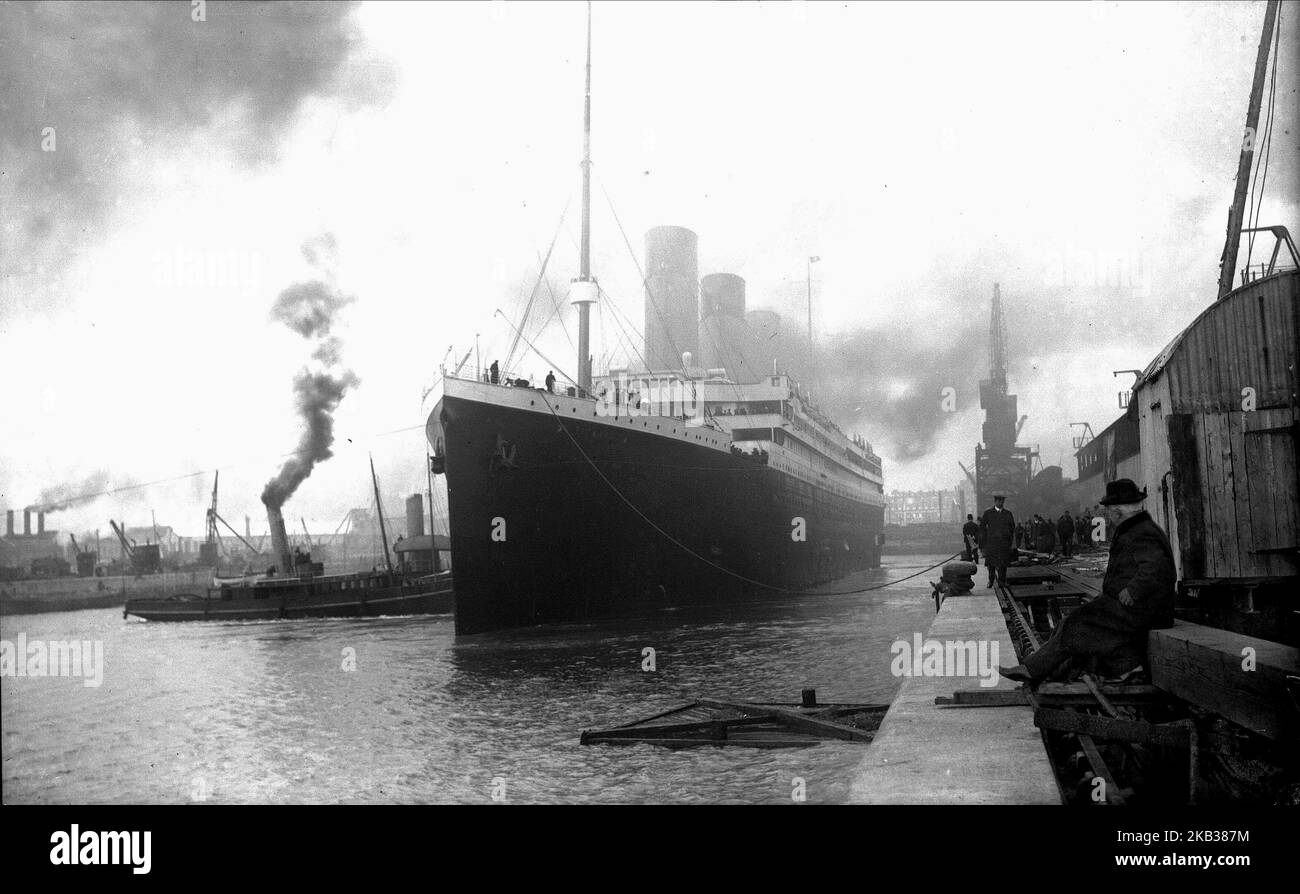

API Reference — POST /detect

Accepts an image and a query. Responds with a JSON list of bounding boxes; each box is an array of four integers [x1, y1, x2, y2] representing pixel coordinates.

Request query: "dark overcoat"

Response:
[[1054, 510, 1176, 670], [979, 506, 1016, 567]]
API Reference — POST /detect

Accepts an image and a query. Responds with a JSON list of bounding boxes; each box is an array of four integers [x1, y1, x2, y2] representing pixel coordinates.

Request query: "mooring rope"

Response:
[[538, 393, 962, 595]]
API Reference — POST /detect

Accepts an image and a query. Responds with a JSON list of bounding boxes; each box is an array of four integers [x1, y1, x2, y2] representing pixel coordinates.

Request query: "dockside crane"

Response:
[[958, 461, 977, 490], [109, 519, 160, 574], [211, 508, 263, 558], [68, 533, 97, 577], [201, 472, 221, 564], [109, 519, 135, 562]]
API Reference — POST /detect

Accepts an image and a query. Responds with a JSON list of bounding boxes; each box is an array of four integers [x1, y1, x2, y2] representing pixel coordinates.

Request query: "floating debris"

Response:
[[581, 691, 889, 749]]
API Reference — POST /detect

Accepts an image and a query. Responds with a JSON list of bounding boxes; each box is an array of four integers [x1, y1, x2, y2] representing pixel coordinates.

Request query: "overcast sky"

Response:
[[1, 0, 1296, 540]]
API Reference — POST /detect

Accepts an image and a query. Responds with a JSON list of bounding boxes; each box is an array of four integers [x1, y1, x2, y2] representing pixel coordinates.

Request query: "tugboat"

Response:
[[125, 459, 453, 622]]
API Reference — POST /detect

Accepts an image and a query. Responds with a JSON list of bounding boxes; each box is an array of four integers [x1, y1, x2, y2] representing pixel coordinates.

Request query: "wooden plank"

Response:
[[1167, 413, 1206, 579], [698, 699, 875, 741], [587, 715, 774, 740], [1243, 409, 1283, 577], [1076, 734, 1126, 806], [1246, 409, 1299, 576], [1080, 673, 1119, 717], [1225, 409, 1258, 577], [1000, 585, 1088, 601], [1201, 413, 1238, 578], [1035, 707, 1191, 749], [1148, 620, 1300, 741], [1054, 567, 1103, 596], [936, 685, 1164, 708], [583, 735, 816, 749], [1036, 682, 1163, 699]]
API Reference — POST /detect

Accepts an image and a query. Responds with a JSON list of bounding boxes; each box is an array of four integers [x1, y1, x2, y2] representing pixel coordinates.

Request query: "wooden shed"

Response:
[[1131, 267, 1297, 637]]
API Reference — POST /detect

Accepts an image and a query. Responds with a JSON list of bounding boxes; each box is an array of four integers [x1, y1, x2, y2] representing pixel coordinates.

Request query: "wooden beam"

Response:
[[1077, 733, 1126, 806], [698, 699, 875, 741], [1035, 707, 1191, 749], [936, 684, 1164, 708], [582, 734, 816, 749], [1081, 673, 1120, 717], [582, 714, 774, 741], [1148, 621, 1300, 741]]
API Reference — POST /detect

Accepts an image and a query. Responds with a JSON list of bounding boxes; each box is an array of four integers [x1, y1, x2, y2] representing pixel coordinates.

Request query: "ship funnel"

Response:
[[405, 494, 425, 539], [699, 273, 749, 380], [644, 226, 699, 372], [266, 506, 293, 574]]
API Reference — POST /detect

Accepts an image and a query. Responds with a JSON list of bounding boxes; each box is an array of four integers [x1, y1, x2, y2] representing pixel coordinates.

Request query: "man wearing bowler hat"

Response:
[[1000, 478, 1176, 685], [979, 493, 1015, 588]]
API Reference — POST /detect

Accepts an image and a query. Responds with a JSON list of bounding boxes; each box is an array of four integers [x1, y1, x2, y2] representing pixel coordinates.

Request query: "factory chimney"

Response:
[[266, 506, 293, 575], [38, 511, 45, 536], [5, 510, 12, 538], [23, 509, 31, 537]]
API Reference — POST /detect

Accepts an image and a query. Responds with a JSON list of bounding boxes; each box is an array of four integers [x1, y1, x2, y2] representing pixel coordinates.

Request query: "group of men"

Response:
[[486, 360, 558, 394], [962, 479, 1178, 685], [1011, 510, 1100, 557]]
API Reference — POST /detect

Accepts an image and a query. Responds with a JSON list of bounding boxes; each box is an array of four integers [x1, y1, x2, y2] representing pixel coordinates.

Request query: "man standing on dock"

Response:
[[979, 494, 1015, 588], [1000, 479, 1176, 685], [1057, 509, 1075, 558], [962, 513, 980, 562]]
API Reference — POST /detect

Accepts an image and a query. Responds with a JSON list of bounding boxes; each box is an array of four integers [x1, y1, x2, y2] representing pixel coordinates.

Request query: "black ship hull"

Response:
[[434, 390, 883, 634]]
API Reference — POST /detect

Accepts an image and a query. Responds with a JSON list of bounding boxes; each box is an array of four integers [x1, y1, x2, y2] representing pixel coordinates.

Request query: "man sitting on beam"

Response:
[[1000, 479, 1176, 685]]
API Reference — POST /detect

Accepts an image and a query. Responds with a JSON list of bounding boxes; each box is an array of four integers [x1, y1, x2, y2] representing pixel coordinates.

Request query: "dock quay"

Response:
[[848, 584, 1060, 804], [851, 559, 1299, 804]]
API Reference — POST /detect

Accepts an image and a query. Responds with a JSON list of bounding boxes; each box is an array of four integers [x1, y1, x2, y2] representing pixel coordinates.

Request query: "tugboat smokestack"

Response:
[[266, 505, 293, 574]]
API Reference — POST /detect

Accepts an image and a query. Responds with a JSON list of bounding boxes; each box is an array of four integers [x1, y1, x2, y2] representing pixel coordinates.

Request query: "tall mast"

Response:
[[569, 1, 598, 394], [1217, 0, 1280, 299], [370, 454, 393, 575]]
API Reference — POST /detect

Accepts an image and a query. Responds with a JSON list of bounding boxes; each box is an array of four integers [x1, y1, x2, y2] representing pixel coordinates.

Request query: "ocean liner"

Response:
[[426, 8, 885, 634]]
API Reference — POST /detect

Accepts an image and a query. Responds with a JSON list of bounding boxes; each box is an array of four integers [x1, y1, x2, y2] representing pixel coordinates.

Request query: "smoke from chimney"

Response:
[[27, 470, 138, 514], [260, 234, 360, 515]]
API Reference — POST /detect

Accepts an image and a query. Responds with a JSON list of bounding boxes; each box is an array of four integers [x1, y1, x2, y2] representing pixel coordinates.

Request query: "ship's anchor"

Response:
[[489, 434, 518, 475]]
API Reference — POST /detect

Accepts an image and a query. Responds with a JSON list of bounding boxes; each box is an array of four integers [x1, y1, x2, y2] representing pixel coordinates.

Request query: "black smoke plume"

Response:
[[260, 368, 361, 510], [28, 470, 140, 513], [0, 1, 393, 319], [261, 238, 360, 511]]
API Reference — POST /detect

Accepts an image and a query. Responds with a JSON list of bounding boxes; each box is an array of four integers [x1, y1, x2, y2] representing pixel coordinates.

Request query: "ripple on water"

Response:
[[2, 564, 942, 803]]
